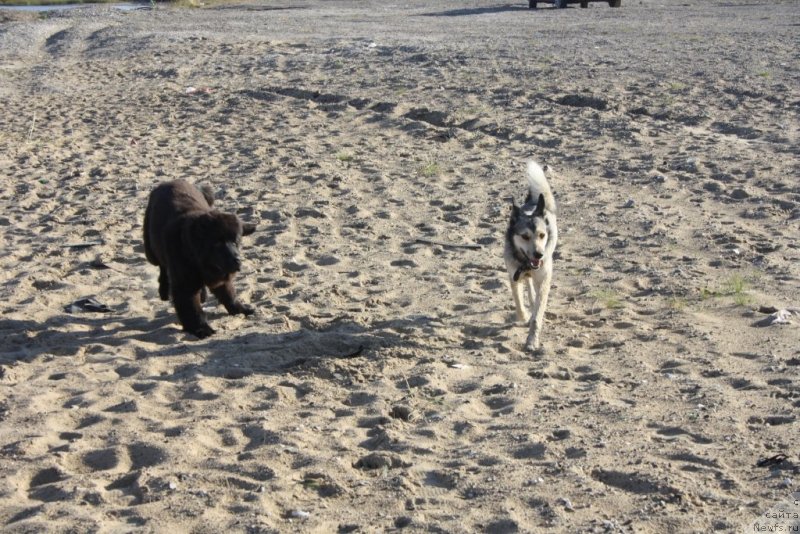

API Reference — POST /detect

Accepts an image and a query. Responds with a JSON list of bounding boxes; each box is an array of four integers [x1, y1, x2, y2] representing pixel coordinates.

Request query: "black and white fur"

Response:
[[503, 161, 558, 352]]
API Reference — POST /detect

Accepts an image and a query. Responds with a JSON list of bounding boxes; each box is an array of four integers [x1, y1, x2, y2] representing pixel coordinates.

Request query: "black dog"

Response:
[[143, 180, 256, 339]]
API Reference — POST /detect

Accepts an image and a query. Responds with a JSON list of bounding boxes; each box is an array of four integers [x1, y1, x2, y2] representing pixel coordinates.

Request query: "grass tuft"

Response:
[[590, 288, 624, 310], [667, 297, 686, 311], [698, 274, 752, 306], [724, 274, 751, 306], [335, 151, 354, 163], [420, 162, 441, 178]]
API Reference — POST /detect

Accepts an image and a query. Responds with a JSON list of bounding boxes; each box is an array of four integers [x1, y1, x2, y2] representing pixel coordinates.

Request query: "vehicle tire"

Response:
[[581, 1, 589, 7], [556, 0, 567, 8], [609, 0, 621, 6], [529, 0, 537, 8]]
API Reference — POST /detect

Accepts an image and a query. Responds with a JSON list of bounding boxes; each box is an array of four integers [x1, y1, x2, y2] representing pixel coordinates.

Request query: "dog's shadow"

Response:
[[421, 4, 530, 17], [156, 313, 437, 380], [0, 312, 183, 365], [0, 309, 438, 379]]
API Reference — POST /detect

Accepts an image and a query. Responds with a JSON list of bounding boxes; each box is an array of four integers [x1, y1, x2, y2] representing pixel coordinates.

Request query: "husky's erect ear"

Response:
[[524, 191, 534, 205], [534, 193, 545, 215], [510, 197, 520, 218]]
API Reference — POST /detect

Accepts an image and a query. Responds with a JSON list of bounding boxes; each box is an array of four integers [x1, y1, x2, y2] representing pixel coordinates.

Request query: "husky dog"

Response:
[[503, 161, 558, 352]]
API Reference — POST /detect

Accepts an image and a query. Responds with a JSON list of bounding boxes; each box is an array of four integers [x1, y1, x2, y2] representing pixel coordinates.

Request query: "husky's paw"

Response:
[[525, 334, 546, 356], [525, 342, 547, 357], [516, 313, 531, 325]]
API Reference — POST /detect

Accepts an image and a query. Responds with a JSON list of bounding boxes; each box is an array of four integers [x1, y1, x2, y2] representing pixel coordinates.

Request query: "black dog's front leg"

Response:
[[158, 266, 170, 301], [172, 284, 214, 339], [211, 280, 254, 317]]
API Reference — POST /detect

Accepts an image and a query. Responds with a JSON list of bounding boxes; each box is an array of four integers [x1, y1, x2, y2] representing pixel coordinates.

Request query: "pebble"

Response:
[[552, 428, 572, 440], [394, 516, 413, 528], [554, 369, 572, 381], [558, 497, 575, 512], [390, 404, 415, 422], [290, 510, 311, 520], [354, 452, 411, 469], [684, 158, 699, 173]]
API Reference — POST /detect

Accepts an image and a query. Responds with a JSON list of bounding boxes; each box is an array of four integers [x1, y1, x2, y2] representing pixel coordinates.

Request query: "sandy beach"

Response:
[[0, 0, 798, 531]]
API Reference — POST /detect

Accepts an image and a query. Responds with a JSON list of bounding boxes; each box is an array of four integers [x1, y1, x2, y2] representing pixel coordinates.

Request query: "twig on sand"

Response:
[[27, 112, 36, 142], [340, 345, 365, 359], [62, 241, 103, 250], [89, 257, 126, 274], [415, 238, 482, 250], [756, 453, 788, 468]]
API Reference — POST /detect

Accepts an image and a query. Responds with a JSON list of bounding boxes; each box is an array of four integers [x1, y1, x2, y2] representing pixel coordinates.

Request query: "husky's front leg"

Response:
[[525, 270, 552, 352], [525, 276, 536, 311], [509, 273, 530, 323]]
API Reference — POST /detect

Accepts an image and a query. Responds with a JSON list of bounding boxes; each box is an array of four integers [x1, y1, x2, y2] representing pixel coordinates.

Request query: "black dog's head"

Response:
[[184, 212, 256, 286]]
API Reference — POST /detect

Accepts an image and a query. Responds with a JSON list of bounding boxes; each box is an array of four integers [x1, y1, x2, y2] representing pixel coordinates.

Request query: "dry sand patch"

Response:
[[0, 0, 798, 531]]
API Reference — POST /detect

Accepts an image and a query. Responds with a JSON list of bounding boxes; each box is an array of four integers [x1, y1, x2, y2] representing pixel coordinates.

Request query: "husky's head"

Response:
[[509, 193, 550, 270]]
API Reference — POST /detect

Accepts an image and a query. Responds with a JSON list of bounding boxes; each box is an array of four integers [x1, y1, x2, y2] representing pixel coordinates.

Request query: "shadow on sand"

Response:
[[421, 4, 531, 17], [0, 310, 448, 378]]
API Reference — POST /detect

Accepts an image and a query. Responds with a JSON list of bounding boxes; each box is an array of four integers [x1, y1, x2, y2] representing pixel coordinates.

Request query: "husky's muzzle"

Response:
[[513, 255, 542, 281]]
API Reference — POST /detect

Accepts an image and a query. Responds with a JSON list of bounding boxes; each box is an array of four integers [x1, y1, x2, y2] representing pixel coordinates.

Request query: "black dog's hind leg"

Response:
[[211, 280, 254, 316], [172, 285, 214, 339], [158, 267, 170, 301]]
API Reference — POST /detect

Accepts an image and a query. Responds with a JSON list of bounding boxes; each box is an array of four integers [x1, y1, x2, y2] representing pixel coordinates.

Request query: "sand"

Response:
[[0, 0, 798, 531]]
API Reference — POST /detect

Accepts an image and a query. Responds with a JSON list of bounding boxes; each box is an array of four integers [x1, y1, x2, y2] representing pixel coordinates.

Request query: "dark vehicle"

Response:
[[529, 0, 621, 7]]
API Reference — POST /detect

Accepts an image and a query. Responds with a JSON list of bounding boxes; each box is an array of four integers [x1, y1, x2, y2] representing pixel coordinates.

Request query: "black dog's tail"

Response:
[[200, 184, 215, 207]]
